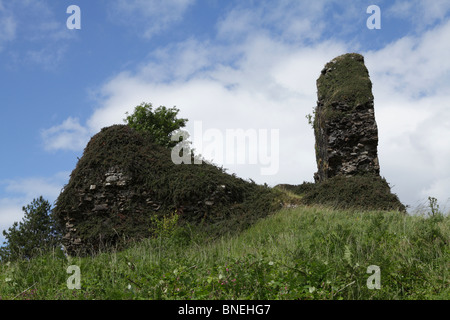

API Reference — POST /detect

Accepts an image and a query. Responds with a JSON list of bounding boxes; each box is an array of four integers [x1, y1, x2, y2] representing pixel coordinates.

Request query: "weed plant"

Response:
[[1, 205, 448, 300]]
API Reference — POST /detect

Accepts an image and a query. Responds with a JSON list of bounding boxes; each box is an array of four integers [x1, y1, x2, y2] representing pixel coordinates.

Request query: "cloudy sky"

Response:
[[1, 0, 450, 245]]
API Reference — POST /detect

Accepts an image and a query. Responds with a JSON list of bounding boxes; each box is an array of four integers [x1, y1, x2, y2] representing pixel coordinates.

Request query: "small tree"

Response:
[[0, 196, 61, 261], [124, 102, 188, 148]]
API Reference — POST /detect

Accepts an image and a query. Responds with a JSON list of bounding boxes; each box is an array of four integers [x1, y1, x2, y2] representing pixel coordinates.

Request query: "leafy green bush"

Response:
[[124, 102, 187, 148]]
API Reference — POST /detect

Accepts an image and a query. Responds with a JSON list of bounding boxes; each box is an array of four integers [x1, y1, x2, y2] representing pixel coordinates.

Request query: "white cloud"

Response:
[[0, 2, 16, 50], [0, 15, 16, 41], [3, 176, 66, 201], [421, 177, 450, 207], [41, 117, 91, 152], [78, 35, 347, 187], [388, 0, 450, 30], [216, 0, 332, 43], [108, 0, 195, 38], [41, 1, 450, 211], [25, 45, 68, 70], [366, 20, 450, 97], [0, 0, 75, 68], [138, 38, 218, 82], [364, 20, 450, 208], [0, 198, 23, 245], [8, 0, 72, 41], [0, 172, 70, 245]]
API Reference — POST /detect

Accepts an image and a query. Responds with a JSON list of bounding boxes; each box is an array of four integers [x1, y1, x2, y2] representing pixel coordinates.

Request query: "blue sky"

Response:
[[1, 0, 450, 245]]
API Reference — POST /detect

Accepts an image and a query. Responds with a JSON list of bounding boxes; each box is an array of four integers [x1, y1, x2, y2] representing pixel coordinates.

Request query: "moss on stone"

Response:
[[316, 53, 373, 117], [54, 125, 282, 255], [313, 53, 381, 183], [294, 174, 406, 212]]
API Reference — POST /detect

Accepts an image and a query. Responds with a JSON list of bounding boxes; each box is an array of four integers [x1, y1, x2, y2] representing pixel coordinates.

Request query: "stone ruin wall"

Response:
[[314, 53, 380, 183]]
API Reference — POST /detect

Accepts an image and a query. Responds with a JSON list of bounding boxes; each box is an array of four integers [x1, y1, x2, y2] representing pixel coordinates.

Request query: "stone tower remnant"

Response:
[[313, 53, 380, 183]]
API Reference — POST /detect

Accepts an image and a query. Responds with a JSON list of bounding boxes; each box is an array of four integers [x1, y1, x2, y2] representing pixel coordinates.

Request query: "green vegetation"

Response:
[[53, 124, 281, 255], [313, 52, 374, 131], [0, 197, 61, 262], [2, 100, 446, 300], [317, 53, 373, 111], [1, 203, 448, 300], [124, 102, 188, 148], [280, 174, 406, 212]]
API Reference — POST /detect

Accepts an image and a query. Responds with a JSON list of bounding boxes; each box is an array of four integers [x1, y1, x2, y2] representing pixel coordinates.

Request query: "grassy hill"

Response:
[[1, 201, 448, 300]]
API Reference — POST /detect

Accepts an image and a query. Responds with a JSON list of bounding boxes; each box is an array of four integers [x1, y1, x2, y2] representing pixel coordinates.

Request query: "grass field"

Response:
[[0, 204, 448, 300]]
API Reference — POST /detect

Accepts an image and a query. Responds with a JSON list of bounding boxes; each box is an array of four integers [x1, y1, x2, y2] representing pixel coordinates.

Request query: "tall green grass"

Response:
[[0, 205, 448, 300]]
